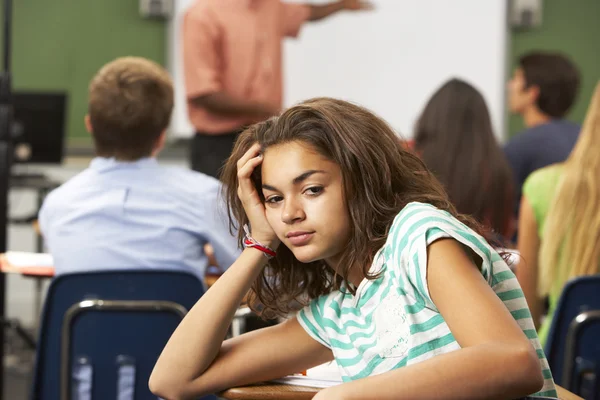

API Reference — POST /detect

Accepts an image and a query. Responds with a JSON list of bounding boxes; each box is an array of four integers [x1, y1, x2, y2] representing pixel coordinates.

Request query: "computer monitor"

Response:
[[11, 91, 67, 164]]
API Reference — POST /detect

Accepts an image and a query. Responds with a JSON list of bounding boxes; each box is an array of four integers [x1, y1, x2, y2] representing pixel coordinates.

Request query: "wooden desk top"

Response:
[[220, 383, 582, 400], [219, 383, 319, 400]]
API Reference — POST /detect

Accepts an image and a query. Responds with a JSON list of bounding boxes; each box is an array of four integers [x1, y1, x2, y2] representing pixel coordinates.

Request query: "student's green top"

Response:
[[297, 202, 557, 398], [522, 164, 565, 347]]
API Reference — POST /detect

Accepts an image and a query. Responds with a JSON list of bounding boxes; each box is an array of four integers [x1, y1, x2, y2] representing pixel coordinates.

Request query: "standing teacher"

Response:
[[183, 0, 372, 178]]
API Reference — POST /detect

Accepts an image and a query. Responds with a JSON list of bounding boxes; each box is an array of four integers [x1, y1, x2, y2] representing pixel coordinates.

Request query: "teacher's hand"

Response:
[[342, 0, 374, 11]]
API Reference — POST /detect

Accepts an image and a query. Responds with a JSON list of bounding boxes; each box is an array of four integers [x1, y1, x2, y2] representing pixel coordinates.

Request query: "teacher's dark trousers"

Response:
[[190, 129, 242, 180]]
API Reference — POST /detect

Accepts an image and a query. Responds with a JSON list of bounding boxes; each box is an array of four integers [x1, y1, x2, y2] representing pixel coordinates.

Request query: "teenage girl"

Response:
[[150, 98, 556, 399]]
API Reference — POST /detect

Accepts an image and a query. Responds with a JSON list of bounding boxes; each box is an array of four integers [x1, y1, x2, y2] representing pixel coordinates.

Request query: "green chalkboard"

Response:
[[0, 0, 166, 147]]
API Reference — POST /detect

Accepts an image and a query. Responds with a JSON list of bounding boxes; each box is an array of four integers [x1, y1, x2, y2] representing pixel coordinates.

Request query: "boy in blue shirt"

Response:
[[39, 57, 240, 283], [505, 51, 581, 214]]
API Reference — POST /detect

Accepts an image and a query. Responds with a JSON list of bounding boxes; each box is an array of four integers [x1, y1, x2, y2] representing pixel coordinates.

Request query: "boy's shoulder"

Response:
[[42, 168, 96, 205], [44, 163, 222, 208], [510, 120, 580, 145], [157, 165, 222, 196]]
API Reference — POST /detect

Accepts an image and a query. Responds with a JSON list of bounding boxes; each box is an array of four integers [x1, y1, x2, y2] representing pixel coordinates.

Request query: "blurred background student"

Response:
[[505, 52, 581, 218], [39, 57, 240, 283], [517, 82, 600, 347], [413, 78, 515, 241]]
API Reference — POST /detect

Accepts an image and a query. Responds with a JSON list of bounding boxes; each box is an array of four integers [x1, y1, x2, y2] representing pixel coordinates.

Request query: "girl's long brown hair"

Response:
[[222, 97, 495, 318], [414, 79, 514, 238]]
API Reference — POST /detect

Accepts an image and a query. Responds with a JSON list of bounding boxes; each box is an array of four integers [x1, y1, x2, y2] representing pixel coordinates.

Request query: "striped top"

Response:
[[297, 202, 557, 398]]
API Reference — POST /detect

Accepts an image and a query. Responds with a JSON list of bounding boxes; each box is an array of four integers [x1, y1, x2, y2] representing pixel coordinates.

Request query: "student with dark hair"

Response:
[[504, 51, 581, 214], [414, 78, 514, 240], [151, 98, 556, 399], [39, 57, 240, 283]]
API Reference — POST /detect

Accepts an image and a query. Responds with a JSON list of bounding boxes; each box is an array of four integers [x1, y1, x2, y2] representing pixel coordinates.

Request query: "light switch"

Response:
[[139, 0, 173, 19], [509, 0, 543, 30]]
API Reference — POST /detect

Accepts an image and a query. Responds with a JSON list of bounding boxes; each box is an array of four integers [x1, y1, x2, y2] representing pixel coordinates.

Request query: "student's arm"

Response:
[[149, 248, 332, 400], [314, 239, 543, 400], [516, 196, 543, 328], [308, 0, 373, 22], [37, 192, 55, 245], [200, 185, 241, 271], [280, 1, 372, 39], [150, 144, 333, 399]]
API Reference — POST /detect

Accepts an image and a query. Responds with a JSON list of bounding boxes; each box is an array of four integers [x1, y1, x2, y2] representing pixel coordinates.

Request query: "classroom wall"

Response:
[[508, 0, 600, 137], [3, 0, 599, 146], [169, 0, 508, 140], [0, 0, 167, 147]]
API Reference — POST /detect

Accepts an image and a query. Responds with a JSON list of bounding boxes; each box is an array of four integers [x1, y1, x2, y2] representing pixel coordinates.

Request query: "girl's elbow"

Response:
[[149, 369, 213, 400], [512, 345, 545, 394], [148, 370, 186, 400]]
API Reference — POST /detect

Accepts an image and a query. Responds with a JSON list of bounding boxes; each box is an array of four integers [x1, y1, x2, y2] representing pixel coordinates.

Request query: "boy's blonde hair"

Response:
[[88, 57, 173, 160]]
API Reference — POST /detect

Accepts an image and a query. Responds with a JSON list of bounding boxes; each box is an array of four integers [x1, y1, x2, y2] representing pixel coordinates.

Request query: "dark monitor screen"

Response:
[[12, 91, 67, 164]]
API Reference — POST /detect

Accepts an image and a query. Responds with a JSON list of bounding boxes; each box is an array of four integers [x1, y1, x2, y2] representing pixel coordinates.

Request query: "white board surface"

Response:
[[168, 0, 508, 139]]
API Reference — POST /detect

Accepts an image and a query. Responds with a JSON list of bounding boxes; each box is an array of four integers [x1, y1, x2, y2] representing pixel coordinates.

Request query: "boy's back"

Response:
[[39, 157, 239, 281], [38, 57, 240, 283], [504, 119, 580, 203]]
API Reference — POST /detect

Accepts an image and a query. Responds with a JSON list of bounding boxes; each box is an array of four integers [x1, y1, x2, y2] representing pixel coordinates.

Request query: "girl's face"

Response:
[[261, 141, 351, 267]]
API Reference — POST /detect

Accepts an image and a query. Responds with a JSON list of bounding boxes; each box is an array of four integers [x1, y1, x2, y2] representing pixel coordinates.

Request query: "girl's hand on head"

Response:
[[237, 143, 280, 248]]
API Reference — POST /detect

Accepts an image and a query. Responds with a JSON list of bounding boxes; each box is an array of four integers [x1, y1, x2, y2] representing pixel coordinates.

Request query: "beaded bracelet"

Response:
[[243, 224, 276, 259]]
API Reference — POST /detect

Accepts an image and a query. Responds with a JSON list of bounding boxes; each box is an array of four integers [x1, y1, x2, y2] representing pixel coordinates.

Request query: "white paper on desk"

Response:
[[272, 361, 343, 388], [5, 251, 54, 267]]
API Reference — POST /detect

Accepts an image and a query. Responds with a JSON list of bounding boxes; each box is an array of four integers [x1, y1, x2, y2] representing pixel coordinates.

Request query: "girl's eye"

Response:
[[305, 186, 323, 196], [265, 195, 283, 204]]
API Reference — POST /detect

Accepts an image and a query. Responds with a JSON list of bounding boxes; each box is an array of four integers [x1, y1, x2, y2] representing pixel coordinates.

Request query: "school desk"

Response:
[[219, 383, 583, 400], [219, 383, 319, 400]]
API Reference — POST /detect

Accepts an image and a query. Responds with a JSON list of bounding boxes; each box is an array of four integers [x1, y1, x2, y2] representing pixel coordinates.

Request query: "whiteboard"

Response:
[[168, 0, 508, 139]]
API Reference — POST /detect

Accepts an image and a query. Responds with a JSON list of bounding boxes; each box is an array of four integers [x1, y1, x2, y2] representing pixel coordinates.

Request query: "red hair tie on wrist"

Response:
[[243, 224, 276, 259]]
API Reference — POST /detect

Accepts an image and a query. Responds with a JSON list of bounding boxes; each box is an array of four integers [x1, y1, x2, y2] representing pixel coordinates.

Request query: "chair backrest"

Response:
[[544, 275, 600, 397], [31, 270, 207, 400]]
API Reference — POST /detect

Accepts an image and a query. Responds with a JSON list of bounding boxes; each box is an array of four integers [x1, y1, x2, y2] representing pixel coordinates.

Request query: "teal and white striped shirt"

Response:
[[297, 202, 557, 398]]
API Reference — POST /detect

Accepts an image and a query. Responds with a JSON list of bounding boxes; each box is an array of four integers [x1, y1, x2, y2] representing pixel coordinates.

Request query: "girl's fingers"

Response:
[[237, 156, 263, 201], [236, 143, 261, 171]]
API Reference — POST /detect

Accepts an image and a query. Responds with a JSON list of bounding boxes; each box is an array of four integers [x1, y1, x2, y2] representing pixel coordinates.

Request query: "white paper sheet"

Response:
[[272, 361, 343, 388], [4, 251, 54, 267]]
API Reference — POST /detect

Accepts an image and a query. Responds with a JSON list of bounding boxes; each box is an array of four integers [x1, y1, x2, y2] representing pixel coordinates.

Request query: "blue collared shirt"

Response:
[[39, 157, 240, 283]]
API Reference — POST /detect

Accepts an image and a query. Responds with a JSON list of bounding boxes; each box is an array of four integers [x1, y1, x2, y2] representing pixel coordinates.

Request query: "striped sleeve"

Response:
[[296, 294, 332, 349], [388, 203, 495, 312]]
